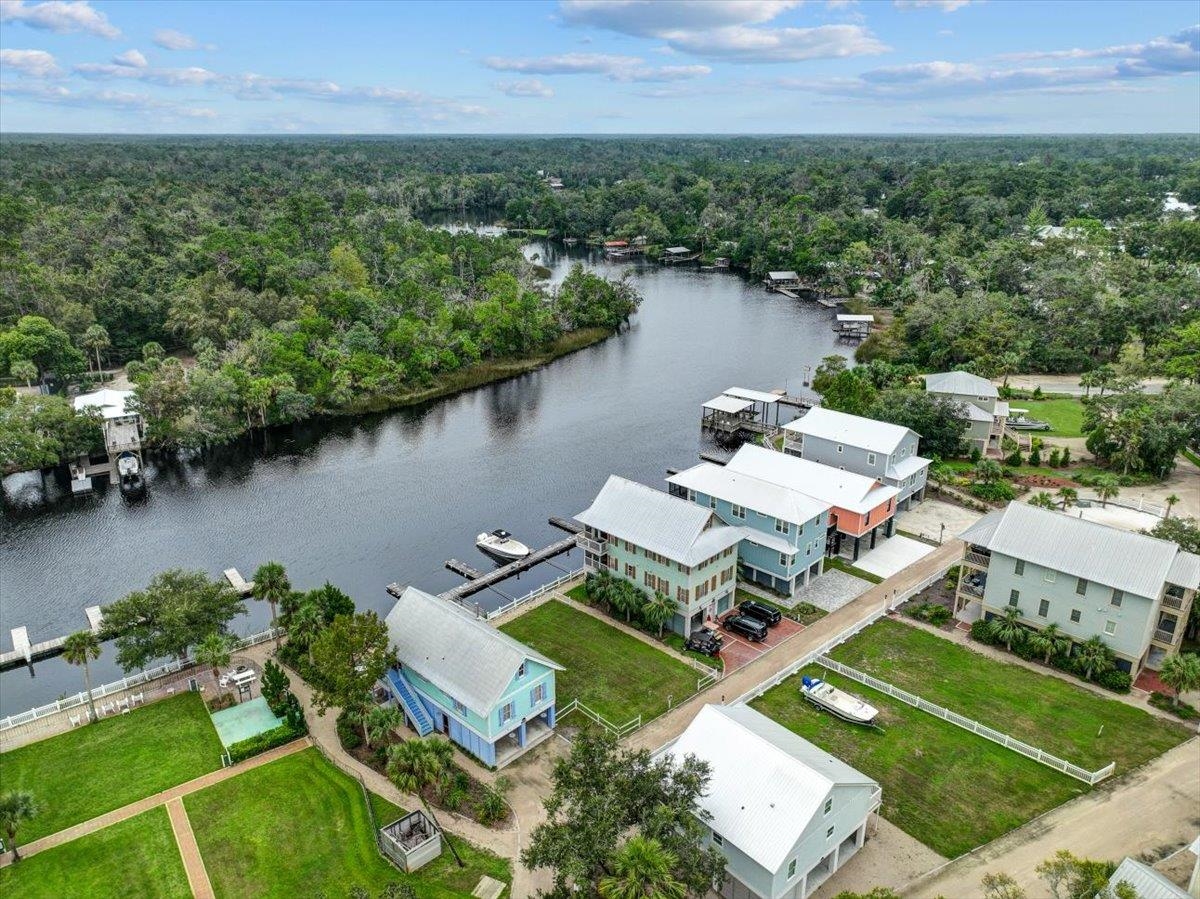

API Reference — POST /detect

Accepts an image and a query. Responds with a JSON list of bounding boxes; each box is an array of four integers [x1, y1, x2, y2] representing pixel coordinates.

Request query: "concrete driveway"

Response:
[[854, 535, 936, 579]]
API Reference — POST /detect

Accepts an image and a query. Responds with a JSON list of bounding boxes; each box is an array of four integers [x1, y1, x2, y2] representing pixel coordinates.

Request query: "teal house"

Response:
[[382, 586, 564, 769]]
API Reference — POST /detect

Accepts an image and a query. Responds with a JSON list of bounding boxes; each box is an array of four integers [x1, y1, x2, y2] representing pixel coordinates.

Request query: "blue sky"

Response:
[[1, 0, 1197, 133]]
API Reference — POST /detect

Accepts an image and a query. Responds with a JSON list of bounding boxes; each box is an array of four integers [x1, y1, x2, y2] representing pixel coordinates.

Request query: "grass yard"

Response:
[[751, 670, 1083, 858], [1012, 397, 1085, 436], [1, 692, 223, 843], [499, 599, 700, 724], [0, 807, 189, 899], [830, 619, 1190, 771], [185, 748, 510, 899], [823, 556, 884, 584]]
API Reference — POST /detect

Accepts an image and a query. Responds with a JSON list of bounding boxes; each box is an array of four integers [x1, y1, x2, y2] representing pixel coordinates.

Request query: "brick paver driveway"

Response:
[[715, 614, 804, 673]]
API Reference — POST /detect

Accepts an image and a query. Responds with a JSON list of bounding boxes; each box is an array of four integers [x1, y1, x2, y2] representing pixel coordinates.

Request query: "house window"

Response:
[[530, 683, 547, 706], [677, 586, 689, 603], [607, 555, 617, 570], [657, 576, 670, 594], [1111, 589, 1123, 607], [687, 489, 695, 502], [824, 797, 832, 815], [837, 444, 844, 454], [1014, 560, 1025, 576], [1104, 620, 1117, 637], [867, 452, 876, 466], [625, 563, 636, 579], [517, 662, 526, 678], [731, 504, 745, 520], [775, 518, 790, 534], [1038, 599, 1049, 618], [787, 859, 797, 879], [1070, 609, 1081, 623], [644, 571, 655, 588], [1008, 589, 1019, 607], [709, 495, 717, 510], [712, 831, 723, 846], [1043, 569, 1056, 583], [780, 552, 791, 568], [826, 825, 835, 839], [499, 702, 515, 724], [1076, 578, 1087, 596], [452, 698, 467, 715]]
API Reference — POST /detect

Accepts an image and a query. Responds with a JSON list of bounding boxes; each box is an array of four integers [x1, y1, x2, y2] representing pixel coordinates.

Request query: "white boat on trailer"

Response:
[[801, 675, 879, 725], [476, 529, 531, 561]]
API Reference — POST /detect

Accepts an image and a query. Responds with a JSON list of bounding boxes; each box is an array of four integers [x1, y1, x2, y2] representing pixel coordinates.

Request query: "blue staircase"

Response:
[[385, 668, 434, 736]]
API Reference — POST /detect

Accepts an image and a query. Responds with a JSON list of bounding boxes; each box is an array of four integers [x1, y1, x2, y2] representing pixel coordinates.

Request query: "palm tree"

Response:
[[641, 591, 678, 638], [82, 324, 111, 374], [609, 582, 642, 624], [9, 358, 37, 388], [599, 836, 687, 899], [364, 705, 404, 749], [387, 738, 464, 867], [1093, 475, 1120, 508], [61, 630, 102, 722], [1029, 492, 1056, 510], [195, 632, 233, 688], [973, 458, 1003, 485], [0, 790, 40, 862], [1164, 494, 1179, 520], [991, 606, 1026, 653], [252, 561, 290, 647], [1027, 623, 1070, 665], [1159, 653, 1200, 708], [1056, 486, 1078, 510], [289, 600, 324, 664], [1077, 636, 1115, 681]]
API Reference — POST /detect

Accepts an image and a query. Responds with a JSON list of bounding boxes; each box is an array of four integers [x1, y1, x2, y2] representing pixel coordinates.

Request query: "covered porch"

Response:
[[493, 707, 555, 769]]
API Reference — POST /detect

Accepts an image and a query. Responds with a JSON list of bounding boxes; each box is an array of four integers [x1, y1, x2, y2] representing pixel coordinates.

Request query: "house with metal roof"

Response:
[[667, 462, 830, 595], [924, 371, 1010, 456], [658, 704, 881, 899], [382, 586, 563, 768], [957, 502, 1200, 675], [1106, 857, 1191, 899], [575, 476, 744, 637], [782, 407, 930, 509]]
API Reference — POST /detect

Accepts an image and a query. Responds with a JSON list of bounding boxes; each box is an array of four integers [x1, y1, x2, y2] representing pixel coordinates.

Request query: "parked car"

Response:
[[738, 600, 782, 627], [685, 630, 723, 657], [723, 614, 768, 642]]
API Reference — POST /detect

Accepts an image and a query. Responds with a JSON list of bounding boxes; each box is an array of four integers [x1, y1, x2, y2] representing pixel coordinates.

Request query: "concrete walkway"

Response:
[[0, 738, 310, 867], [167, 798, 215, 899]]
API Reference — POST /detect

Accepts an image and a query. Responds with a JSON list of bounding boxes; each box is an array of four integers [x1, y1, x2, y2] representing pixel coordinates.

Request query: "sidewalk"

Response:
[[167, 797, 215, 899]]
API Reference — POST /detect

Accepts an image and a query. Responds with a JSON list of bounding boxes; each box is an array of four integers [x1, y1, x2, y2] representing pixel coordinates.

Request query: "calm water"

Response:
[[0, 235, 846, 714]]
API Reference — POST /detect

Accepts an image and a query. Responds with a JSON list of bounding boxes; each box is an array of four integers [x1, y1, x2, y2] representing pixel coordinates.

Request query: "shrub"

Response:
[[1149, 692, 1200, 719], [207, 693, 235, 712], [1013, 639, 1041, 662], [1060, 446, 1071, 466], [1005, 449, 1023, 467], [970, 447, 982, 463], [970, 619, 998, 645], [1029, 447, 1042, 467], [905, 602, 952, 626], [227, 721, 305, 764], [336, 710, 362, 751], [1096, 669, 1132, 693], [969, 481, 1016, 502], [1032, 386, 1043, 398], [262, 660, 290, 710], [1048, 448, 1062, 467]]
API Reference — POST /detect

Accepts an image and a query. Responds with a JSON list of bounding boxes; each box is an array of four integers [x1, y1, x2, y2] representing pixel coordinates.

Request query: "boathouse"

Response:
[[701, 394, 756, 437], [765, 271, 801, 291], [381, 586, 563, 769], [833, 314, 874, 340], [662, 246, 699, 263], [71, 388, 145, 491]]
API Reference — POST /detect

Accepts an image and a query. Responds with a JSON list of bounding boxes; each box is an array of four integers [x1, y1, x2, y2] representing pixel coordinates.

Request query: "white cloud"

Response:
[[152, 28, 208, 51], [893, 0, 973, 11], [558, 0, 887, 62], [997, 26, 1199, 77], [495, 79, 555, 98], [0, 48, 62, 77], [0, 0, 120, 38], [112, 49, 147, 68], [75, 62, 222, 86], [484, 52, 710, 81], [1, 81, 216, 119]]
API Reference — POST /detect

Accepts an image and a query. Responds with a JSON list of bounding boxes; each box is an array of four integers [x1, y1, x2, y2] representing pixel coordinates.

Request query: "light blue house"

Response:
[[382, 586, 564, 769]]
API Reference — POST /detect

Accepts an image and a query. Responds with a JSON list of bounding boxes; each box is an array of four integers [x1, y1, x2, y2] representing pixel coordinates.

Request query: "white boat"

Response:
[[801, 676, 879, 725], [476, 529, 530, 561]]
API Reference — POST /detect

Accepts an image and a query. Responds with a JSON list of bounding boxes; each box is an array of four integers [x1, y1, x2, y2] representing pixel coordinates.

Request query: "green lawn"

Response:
[[822, 557, 884, 584], [185, 748, 510, 899], [499, 599, 700, 725], [1, 692, 223, 843], [1012, 397, 1085, 436], [751, 670, 1083, 858], [829, 619, 1189, 771], [0, 807, 189, 899]]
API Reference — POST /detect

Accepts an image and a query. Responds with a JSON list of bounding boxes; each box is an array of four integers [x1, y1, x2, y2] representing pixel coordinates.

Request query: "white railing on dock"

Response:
[[0, 627, 282, 732], [486, 568, 584, 620]]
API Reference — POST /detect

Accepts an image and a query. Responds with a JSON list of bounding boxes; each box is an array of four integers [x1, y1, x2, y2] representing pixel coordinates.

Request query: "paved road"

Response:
[[907, 737, 1200, 899]]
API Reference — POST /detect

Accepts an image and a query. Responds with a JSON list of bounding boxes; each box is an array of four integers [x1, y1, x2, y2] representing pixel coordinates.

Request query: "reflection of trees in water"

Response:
[[485, 370, 544, 441]]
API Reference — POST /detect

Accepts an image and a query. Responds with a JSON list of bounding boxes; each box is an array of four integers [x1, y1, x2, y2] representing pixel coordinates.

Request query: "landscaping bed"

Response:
[[1, 692, 224, 843], [499, 598, 700, 725], [184, 747, 511, 899]]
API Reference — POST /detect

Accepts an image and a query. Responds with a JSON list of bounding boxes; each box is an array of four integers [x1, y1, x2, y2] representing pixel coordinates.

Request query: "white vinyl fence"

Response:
[[557, 698, 642, 738], [486, 568, 585, 620]]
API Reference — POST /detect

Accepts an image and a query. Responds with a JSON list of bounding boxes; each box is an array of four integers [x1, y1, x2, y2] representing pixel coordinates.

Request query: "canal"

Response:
[[0, 233, 848, 715]]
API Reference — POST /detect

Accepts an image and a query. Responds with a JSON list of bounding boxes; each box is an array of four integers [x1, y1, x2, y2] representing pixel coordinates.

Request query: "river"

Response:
[[0, 231, 848, 715]]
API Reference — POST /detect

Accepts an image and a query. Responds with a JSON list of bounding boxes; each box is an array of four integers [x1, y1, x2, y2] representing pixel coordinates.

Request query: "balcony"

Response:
[[1152, 628, 1179, 647], [576, 535, 605, 555], [962, 550, 991, 570], [1161, 593, 1185, 611]]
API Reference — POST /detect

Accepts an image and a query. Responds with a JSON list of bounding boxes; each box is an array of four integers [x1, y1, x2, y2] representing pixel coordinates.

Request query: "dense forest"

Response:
[[1, 135, 1197, 471]]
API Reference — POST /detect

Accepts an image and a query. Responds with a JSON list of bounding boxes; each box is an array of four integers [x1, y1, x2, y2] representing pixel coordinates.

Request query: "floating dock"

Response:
[[224, 568, 255, 595]]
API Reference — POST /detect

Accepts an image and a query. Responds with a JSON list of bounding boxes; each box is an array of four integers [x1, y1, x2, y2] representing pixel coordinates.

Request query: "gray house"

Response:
[[659, 704, 881, 899], [957, 503, 1200, 675], [782, 407, 930, 508], [924, 371, 1010, 456]]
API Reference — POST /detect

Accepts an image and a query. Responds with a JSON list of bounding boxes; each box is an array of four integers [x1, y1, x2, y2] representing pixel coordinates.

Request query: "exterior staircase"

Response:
[[385, 667, 434, 736]]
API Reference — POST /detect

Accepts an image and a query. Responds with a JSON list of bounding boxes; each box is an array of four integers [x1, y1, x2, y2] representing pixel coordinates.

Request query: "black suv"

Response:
[[738, 600, 782, 627], [723, 614, 768, 642], [684, 630, 723, 657]]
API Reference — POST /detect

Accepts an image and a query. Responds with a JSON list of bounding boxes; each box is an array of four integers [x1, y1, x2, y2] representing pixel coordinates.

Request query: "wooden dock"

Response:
[[815, 296, 844, 308], [699, 451, 728, 466], [445, 559, 484, 580], [774, 287, 800, 299], [774, 392, 821, 410], [223, 568, 255, 595]]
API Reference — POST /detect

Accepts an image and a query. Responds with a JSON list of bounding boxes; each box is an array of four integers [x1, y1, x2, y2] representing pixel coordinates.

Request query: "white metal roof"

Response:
[[726, 445, 899, 514], [660, 704, 877, 873], [924, 371, 999, 398], [783, 407, 914, 455], [72, 388, 137, 420], [575, 476, 743, 566], [959, 402, 994, 423], [836, 314, 875, 323], [958, 502, 1199, 597], [886, 454, 931, 482], [767, 271, 799, 280], [1168, 551, 1200, 589], [723, 387, 781, 405], [1107, 858, 1190, 899], [667, 463, 830, 526], [703, 395, 754, 415], [384, 586, 563, 716], [665, 246, 691, 253]]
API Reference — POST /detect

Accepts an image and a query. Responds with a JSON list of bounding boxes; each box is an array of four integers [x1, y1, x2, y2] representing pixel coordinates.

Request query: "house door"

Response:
[[442, 714, 450, 736]]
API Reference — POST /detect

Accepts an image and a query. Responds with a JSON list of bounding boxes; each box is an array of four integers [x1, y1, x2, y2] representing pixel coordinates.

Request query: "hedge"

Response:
[[227, 721, 307, 764]]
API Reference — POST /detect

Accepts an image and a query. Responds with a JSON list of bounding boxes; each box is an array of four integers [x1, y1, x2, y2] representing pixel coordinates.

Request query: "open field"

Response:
[[0, 807, 190, 899], [185, 747, 510, 899], [829, 619, 1190, 771], [499, 599, 700, 724], [751, 670, 1083, 857], [1011, 397, 1085, 436], [1, 692, 223, 843]]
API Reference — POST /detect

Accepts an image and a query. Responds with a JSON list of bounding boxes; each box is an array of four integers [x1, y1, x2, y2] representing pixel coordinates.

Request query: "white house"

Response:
[[658, 704, 881, 899]]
